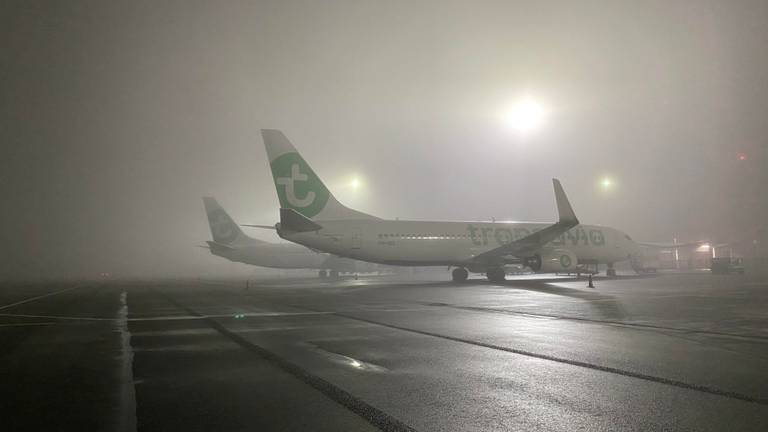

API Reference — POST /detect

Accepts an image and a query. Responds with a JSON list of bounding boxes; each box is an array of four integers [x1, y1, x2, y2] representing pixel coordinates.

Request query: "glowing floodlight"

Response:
[[501, 98, 547, 133], [600, 177, 614, 190]]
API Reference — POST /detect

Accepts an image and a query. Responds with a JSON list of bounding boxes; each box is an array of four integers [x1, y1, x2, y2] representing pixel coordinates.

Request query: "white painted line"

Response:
[[0, 313, 115, 321], [0, 322, 56, 327], [127, 311, 336, 321], [0, 285, 82, 311], [0, 310, 335, 323], [116, 291, 137, 432]]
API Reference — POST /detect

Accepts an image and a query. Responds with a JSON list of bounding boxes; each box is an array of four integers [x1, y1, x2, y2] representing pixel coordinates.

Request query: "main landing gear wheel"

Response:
[[606, 263, 616, 277], [486, 267, 506, 283], [330, 270, 340, 278], [452, 268, 469, 282]]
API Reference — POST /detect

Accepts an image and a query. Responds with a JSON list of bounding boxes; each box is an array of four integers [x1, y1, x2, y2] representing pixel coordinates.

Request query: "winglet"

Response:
[[553, 179, 579, 225]]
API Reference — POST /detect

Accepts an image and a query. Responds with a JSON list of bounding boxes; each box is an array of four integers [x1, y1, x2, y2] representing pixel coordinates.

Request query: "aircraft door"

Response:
[[348, 228, 362, 250]]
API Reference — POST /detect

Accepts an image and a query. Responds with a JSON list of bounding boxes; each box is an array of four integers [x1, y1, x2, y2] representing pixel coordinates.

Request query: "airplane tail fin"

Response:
[[261, 129, 379, 221], [202, 197, 264, 246]]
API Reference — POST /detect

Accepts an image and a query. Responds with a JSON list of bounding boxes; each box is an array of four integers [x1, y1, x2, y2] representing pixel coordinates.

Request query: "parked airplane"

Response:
[[202, 197, 359, 277], [260, 130, 643, 282]]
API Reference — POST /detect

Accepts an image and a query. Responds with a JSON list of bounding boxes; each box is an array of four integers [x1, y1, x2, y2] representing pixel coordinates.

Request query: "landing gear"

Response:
[[452, 267, 469, 282], [319, 270, 327, 278], [486, 267, 506, 283], [606, 263, 616, 277], [329, 270, 339, 278]]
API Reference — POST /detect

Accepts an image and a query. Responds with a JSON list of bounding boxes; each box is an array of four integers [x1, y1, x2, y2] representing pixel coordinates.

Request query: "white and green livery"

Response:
[[262, 129, 641, 282]]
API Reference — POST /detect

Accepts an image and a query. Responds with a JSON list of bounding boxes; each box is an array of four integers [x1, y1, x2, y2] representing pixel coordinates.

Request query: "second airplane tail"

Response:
[[202, 197, 264, 246]]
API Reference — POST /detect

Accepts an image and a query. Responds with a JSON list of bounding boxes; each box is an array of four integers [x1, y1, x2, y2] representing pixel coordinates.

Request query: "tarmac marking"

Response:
[[0, 311, 334, 323], [0, 285, 82, 311], [0, 322, 56, 327], [325, 310, 768, 406], [116, 291, 137, 432], [419, 302, 768, 342], [0, 313, 117, 321], [155, 289, 417, 432]]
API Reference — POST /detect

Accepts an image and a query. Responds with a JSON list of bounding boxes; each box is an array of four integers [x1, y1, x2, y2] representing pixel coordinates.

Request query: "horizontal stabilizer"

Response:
[[241, 224, 277, 230], [206, 240, 236, 250], [279, 208, 323, 233]]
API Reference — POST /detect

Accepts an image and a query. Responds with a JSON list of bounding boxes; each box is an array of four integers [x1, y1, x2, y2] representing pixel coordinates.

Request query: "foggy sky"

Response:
[[2, 0, 767, 279]]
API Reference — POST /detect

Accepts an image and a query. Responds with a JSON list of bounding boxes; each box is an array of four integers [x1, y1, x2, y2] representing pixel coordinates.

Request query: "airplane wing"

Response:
[[637, 241, 709, 249], [241, 224, 277, 230], [472, 179, 580, 262]]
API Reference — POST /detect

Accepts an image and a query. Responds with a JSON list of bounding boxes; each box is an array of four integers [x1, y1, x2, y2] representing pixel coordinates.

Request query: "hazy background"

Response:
[[2, 0, 767, 279]]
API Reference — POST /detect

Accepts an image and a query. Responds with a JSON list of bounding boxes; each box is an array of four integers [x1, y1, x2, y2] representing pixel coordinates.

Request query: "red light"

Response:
[[737, 153, 747, 161]]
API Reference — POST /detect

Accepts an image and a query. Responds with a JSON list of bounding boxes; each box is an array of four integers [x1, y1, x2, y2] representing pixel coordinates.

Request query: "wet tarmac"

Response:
[[1, 272, 767, 431]]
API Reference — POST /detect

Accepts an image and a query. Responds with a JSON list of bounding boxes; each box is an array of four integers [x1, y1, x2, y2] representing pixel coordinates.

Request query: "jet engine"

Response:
[[524, 249, 578, 273]]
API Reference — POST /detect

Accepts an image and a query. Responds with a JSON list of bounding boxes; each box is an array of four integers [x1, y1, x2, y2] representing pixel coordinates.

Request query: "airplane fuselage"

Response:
[[281, 220, 639, 268], [210, 242, 358, 271]]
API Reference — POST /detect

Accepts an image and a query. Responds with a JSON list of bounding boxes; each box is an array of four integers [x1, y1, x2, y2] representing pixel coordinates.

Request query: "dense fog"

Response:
[[2, 0, 766, 279]]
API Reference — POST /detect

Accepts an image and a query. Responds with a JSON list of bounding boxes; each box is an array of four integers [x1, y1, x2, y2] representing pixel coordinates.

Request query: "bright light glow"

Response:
[[697, 243, 710, 252], [350, 177, 361, 190], [501, 98, 547, 133], [737, 153, 747, 161], [600, 177, 614, 191]]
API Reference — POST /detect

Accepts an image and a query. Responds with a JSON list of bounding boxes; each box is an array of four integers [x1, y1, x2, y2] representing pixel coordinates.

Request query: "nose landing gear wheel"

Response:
[[452, 268, 469, 282], [486, 267, 506, 283]]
